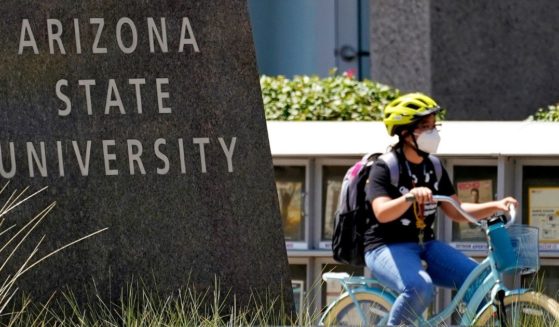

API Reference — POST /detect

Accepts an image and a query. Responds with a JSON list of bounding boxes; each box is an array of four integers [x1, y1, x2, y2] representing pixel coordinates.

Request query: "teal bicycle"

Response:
[[319, 195, 559, 326]]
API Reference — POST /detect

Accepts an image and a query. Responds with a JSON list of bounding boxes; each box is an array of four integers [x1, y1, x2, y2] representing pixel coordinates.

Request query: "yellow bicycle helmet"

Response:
[[383, 93, 443, 136]]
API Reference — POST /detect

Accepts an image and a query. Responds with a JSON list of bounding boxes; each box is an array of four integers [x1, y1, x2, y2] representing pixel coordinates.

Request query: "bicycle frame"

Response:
[[428, 256, 529, 326]]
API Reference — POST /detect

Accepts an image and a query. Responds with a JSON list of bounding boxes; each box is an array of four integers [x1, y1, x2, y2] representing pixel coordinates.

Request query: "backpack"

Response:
[[331, 151, 442, 267]]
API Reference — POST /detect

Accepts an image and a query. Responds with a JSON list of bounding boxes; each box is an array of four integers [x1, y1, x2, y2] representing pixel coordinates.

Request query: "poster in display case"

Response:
[[276, 180, 305, 246], [274, 165, 307, 248], [454, 179, 493, 241], [528, 187, 559, 242]]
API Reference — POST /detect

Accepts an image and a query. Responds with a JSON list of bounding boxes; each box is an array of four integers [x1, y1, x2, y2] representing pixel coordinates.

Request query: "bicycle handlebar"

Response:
[[410, 195, 516, 228]]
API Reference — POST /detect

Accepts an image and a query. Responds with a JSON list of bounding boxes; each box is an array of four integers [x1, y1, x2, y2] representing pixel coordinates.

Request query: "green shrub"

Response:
[[530, 105, 559, 121], [260, 71, 400, 121]]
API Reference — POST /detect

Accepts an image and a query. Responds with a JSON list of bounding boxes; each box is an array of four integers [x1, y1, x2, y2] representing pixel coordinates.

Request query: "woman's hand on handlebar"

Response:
[[407, 187, 433, 205], [496, 196, 518, 212]]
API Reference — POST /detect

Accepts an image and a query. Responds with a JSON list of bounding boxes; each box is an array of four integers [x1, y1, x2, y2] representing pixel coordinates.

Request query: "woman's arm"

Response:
[[372, 195, 412, 223], [440, 195, 518, 222], [372, 186, 434, 223]]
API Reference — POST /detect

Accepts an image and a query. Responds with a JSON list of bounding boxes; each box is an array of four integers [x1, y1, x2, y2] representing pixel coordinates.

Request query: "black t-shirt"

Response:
[[364, 150, 456, 252]]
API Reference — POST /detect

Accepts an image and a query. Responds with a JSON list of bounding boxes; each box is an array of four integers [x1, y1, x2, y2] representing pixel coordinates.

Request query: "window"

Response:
[[315, 163, 357, 250], [321, 165, 350, 246], [274, 166, 306, 244], [248, 0, 336, 77], [289, 264, 307, 319], [248, 0, 371, 79], [452, 165, 497, 243]]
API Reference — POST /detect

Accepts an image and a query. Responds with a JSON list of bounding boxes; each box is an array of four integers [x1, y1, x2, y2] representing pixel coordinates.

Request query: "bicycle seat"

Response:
[[322, 272, 350, 281]]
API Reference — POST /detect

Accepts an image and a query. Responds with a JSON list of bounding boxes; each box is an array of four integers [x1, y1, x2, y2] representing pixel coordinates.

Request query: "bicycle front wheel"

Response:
[[473, 291, 559, 326], [322, 291, 393, 326]]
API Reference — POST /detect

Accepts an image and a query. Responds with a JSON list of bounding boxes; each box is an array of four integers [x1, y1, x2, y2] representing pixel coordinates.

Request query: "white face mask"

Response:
[[415, 129, 441, 154]]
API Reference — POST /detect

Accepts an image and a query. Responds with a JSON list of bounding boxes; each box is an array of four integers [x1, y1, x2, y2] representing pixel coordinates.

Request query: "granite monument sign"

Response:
[[0, 0, 292, 309]]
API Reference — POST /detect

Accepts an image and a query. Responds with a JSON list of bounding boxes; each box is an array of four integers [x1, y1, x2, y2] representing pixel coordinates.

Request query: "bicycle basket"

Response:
[[508, 225, 540, 274]]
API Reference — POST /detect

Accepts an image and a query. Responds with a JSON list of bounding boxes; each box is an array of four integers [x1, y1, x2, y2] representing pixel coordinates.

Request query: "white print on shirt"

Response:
[[424, 202, 437, 216], [424, 170, 431, 183], [401, 218, 412, 226], [399, 186, 410, 195]]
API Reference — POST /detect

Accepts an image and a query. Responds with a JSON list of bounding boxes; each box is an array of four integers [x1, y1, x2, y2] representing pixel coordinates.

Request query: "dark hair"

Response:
[[388, 123, 417, 151]]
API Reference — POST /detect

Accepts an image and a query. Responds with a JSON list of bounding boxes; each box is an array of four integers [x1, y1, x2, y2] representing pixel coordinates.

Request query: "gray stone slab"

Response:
[[370, 0, 559, 120], [0, 0, 292, 310]]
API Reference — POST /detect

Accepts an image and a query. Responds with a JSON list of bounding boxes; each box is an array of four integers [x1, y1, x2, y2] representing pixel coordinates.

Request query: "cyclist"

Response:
[[365, 92, 517, 325]]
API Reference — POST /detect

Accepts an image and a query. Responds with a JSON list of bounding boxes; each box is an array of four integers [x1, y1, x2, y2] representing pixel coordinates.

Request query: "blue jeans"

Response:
[[365, 240, 478, 326]]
